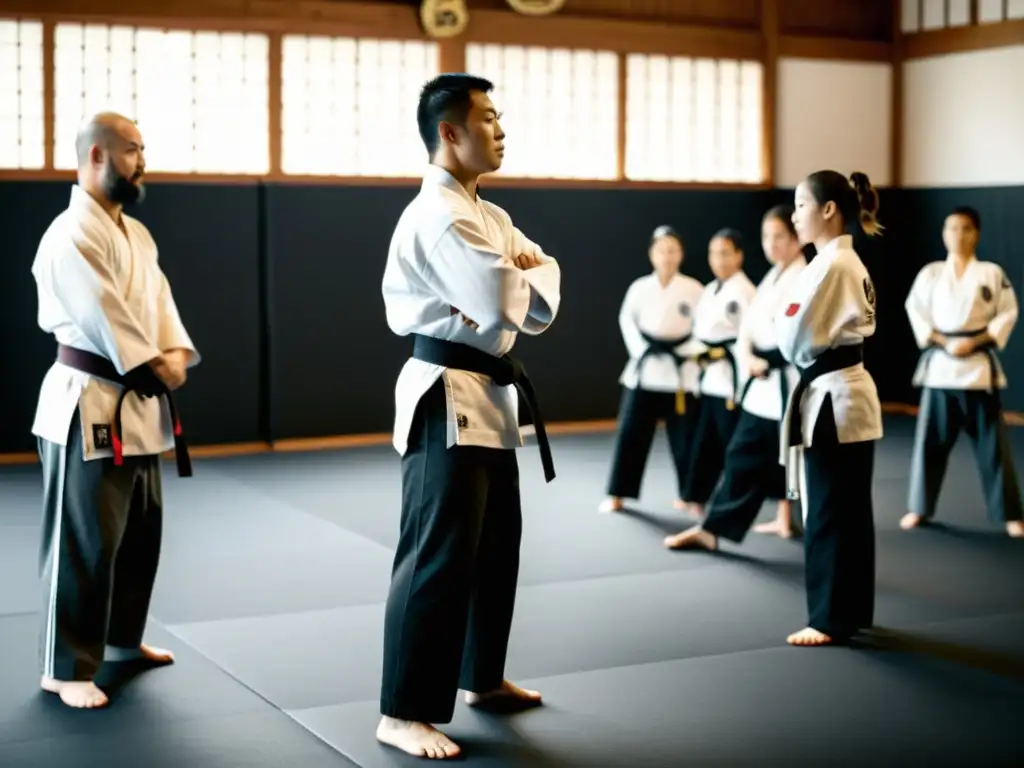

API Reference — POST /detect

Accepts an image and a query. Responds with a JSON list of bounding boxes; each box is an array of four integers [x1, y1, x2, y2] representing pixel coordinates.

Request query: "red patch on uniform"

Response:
[[785, 303, 800, 317]]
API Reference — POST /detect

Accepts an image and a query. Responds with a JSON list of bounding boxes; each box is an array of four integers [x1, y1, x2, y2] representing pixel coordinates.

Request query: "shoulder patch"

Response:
[[980, 284, 993, 302], [678, 302, 690, 317], [725, 300, 739, 315], [785, 303, 800, 317]]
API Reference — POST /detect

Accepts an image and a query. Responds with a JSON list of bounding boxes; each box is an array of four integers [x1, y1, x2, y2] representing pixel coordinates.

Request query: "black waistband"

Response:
[[635, 331, 692, 384], [411, 334, 555, 483], [56, 344, 191, 477], [786, 344, 864, 447], [738, 345, 790, 412], [696, 337, 738, 405], [921, 326, 999, 395]]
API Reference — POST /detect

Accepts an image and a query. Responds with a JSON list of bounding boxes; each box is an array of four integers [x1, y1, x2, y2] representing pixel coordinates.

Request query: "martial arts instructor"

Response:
[[31, 112, 199, 709], [378, 73, 561, 760]]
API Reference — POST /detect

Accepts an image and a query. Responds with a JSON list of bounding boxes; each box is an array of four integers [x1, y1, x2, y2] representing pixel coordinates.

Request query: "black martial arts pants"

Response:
[[380, 381, 521, 724], [685, 394, 741, 505], [605, 386, 699, 500], [908, 387, 1024, 524], [803, 396, 875, 640], [701, 411, 789, 543], [37, 409, 163, 682]]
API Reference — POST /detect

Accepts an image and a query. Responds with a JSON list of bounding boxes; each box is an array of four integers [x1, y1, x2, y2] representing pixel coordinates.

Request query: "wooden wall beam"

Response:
[[761, 0, 779, 187], [903, 17, 1024, 58], [777, 35, 894, 61], [891, 0, 904, 188], [438, 40, 466, 73]]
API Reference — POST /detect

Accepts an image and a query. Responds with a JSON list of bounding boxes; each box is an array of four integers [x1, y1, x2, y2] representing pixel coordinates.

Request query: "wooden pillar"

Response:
[[760, 0, 779, 187], [439, 39, 466, 73], [42, 20, 54, 170], [616, 52, 627, 180], [267, 32, 282, 175], [891, 0, 904, 187]]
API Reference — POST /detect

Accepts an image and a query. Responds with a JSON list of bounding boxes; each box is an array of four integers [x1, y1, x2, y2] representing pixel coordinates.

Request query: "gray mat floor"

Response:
[[1, 415, 1023, 766]]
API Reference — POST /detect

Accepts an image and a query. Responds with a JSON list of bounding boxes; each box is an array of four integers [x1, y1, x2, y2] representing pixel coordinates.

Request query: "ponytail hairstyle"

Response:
[[763, 204, 798, 239], [805, 170, 883, 237]]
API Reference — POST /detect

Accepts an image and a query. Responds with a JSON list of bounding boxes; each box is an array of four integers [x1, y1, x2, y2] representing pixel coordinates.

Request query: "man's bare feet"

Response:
[[786, 627, 833, 646], [40, 677, 109, 709], [673, 498, 688, 511], [464, 679, 542, 708], [687, 503, 705, 519], [663, 527, 717, 551], [598, 497, 623, 513], [104, 642, 176, 664], [376, 717, 461, 759], [753, 519, 793, 539], [139, 643, 175, 663], [900, 512, 925, 530], [1007, 521, 1024, 538]]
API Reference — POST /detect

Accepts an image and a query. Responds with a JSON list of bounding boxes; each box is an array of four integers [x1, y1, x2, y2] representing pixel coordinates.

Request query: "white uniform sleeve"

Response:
[[510, 225, 561, 334], [987, 267, 1018, 350], [904, 265, 936, 349], [41, 230, 162, 375], [155, 272, 201, 366], [422, 217, 560, 336], [775, 261, 862, 366], [617, 282, 646, 359]]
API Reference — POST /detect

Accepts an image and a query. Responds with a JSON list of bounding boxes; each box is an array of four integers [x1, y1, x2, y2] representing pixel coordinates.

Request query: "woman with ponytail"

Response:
[[775, 170, 883, 647]]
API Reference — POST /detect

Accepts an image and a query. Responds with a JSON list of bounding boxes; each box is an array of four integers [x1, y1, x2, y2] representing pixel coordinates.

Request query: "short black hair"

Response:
[[948, 205, 981, 231], [416, 73, 494, 158], [651, 224, 682, 247], [712, 227, 745, 252]]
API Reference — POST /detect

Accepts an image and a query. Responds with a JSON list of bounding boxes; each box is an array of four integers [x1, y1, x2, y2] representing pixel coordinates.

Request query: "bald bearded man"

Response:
[[30, 112, 200, 708]]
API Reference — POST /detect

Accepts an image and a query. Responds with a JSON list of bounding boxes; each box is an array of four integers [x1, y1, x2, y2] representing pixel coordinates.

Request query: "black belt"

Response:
[[786, 343, 864, 449], [738, 344, 790, 414], [696, 338, 738, 410], [56, 344, 192, 477], [636, 330, 693, 414], [921, 326, 1000, 398], [411, 334, 555, 483]]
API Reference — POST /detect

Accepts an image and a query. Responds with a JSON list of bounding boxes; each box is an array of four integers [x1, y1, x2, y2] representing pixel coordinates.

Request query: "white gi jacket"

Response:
[[382, 165, 561, 454], [776, 234, 882, 471], [616, 272, 705, 393], [738, 256, 806, 422], [693, 270, 757, 401], [904, 255, 1017, 390], [31, 185, 200, 461]]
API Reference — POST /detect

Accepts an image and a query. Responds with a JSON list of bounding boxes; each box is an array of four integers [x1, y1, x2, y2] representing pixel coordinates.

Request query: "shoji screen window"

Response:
[[281, 36, 438, 177], [0, 18, 44, 169], [53, 24, 269, 173], [465, 43, 619, 179], [625, 54, 763, 183]]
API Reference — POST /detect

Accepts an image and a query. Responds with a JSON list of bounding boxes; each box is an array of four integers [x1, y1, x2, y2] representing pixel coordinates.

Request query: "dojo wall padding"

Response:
[[1, 179, 1022, 453]]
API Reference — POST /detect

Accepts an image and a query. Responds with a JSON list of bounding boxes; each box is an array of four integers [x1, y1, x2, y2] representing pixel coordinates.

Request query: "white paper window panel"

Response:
[[624, 54, 763, 183], [0, 19, 44, 170], [465, 43, 619, 180], [281, 35, 438, 176], [53, 23, 269, 173]]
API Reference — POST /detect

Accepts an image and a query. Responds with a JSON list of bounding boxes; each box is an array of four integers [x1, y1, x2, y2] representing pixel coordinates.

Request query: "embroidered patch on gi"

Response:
[[678, 302, 690, 317], [863, 277, 877, 309], [92, 423, 112, 449], [784, 303, 800, 317], [725, 300, 739, 315], [980, 285, 993, 302], [456, 413, 468, 428]]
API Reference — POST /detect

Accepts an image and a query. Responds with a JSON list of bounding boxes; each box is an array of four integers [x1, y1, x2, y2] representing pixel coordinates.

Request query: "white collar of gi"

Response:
[[422, 164, 480, 204], [69, 183, 123, 227], [819, 234, 853, 256]]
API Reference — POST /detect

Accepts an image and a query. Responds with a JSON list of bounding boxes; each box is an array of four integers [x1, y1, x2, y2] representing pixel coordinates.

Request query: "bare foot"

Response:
[[598, 497, 623, 513], [673, 498, 688, 511], [900, 512, 925, 530], [786, 627, 833, 646], [688, 503, 705, 520], [753, 519, 793, 539], [663, 527, 717, 551], [1007, 521, 1024, 538], [139, 644, 175, 664], [376, 717, 460, 759], [40, 677, 109, 709], [465, 679, 542, 708]]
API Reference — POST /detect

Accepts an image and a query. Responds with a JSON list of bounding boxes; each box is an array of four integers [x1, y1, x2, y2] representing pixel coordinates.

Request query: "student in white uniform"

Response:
[[776, 170, 883, 647], [903, 206, 1024, 538], [377, 74, 561, 761], [683, 229, 757, 518], [664, 205, 806, 550], [599, 225, 704, 514], [31, 112, 199, 709]]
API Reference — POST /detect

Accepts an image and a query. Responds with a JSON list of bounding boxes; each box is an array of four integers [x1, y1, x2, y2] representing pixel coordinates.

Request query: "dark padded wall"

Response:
[[1, 179, 1021, 452], [0, 180, 262, 453]]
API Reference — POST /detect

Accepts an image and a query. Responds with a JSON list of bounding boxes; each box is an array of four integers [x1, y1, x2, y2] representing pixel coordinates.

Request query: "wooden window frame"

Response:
[[0, 1, 903, 190]]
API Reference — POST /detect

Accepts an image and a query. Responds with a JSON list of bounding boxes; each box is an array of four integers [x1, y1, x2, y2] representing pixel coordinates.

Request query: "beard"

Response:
[[102, 161, 145, 206]]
